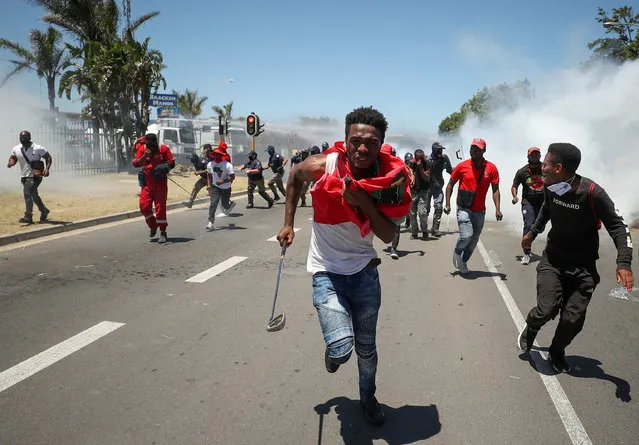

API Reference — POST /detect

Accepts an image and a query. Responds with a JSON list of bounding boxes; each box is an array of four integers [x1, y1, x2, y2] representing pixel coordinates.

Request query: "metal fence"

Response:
[[2, 119, 118, 175]]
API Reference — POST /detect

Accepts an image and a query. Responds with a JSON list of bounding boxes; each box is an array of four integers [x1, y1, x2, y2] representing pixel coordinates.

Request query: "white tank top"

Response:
[[306, 153, 376, 275]]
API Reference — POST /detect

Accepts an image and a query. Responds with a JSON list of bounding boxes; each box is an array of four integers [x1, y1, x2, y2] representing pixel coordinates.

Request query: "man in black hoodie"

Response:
[[518, 143, 634, 373], [511, 147, 545, 264]]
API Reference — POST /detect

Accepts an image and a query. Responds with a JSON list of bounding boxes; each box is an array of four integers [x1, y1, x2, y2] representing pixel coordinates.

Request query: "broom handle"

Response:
[[270, 243, 287, 320]]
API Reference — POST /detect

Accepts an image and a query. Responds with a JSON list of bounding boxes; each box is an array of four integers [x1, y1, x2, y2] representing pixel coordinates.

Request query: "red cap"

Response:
[[527, 147, 541, 155], [471, 138, 486, 150], [218, 141, 228, 150], [212, 147, 225, 155]]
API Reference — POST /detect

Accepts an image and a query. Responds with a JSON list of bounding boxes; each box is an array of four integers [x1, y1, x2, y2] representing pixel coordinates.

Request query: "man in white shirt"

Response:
[[6, 130, 52, 224], [205, 146, 236, 231]]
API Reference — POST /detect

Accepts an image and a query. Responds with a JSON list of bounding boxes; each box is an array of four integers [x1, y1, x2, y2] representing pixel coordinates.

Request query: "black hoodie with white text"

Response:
[[529, 175, 633, 270]]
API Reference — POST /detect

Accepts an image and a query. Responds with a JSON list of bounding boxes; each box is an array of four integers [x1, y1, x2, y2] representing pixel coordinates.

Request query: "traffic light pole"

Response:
[[251, 136, 256, 152]]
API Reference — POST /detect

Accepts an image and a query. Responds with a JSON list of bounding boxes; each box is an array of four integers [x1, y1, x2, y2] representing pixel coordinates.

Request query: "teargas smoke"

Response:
[[446, 60, 639, 232]]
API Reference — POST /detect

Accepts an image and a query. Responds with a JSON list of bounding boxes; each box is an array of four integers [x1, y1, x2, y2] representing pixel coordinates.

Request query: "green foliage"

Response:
[[0, 26, 69, 110], [173, 89, 208, 119], [27, 0, 165, 155], [587, 6, 639, 63], [438, 79, 534, 136], [212, 101, 233, 122]]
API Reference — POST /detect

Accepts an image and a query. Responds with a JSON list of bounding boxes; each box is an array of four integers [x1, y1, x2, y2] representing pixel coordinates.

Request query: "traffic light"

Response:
[[246, 114, 257, 136]]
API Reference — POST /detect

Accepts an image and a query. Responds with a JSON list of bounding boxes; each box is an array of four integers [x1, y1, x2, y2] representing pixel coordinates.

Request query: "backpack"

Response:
[[587, 182, 602, 231]]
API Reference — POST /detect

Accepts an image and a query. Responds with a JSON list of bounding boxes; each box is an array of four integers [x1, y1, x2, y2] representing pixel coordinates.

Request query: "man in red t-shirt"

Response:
[[444, 138, 502, 274]]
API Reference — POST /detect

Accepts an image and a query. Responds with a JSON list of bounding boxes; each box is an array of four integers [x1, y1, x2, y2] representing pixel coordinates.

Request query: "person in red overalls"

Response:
[[132, 132, 175, 244]]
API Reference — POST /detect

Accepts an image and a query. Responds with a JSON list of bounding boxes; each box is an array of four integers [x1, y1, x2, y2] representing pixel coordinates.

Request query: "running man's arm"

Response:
[[492, 182, 503, 220], [594, 186, 633, 272], [277, 155, 327, 246], [511, 170, 522, 203], [444, 177, 458, 210], [527, 188, 551, 239], [7, 152, 17, 168]]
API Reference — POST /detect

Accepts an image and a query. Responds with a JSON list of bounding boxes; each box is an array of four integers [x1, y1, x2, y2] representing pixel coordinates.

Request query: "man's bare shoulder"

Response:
[[296, 154, 328, 181]]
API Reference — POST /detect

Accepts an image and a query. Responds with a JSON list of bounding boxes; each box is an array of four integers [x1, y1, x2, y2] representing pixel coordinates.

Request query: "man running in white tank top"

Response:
[[277, 106, 411, 426]]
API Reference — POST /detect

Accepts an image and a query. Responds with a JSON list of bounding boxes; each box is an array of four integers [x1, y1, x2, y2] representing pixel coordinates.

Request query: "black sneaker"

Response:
[[158, 231, 168, 244], [268, 200, 274, 209], [517, 325, 538, 352], [300, 200, 306, 207], [40, 208, 50, 222], [422, 231, 428, 240], [324, 349, 340, 373], [246, 203, 254, 209], [182, 200, 193, 209], [431, 230, 440, 238], [273, 195, 281, 202], [410, 233, 419, 240], [360, 396, 385, 426], [149, 227, 158, 238], [549, 348, 571, 373], [19, 216, 33, 224]]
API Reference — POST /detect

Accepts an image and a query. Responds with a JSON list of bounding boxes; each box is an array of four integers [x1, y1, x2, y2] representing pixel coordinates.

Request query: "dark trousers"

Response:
[[247, 178, 272, 205], [391, 225, 400, 250], [208, 187, 232, 223], [21, 176, 46, 217], [188, 176, 208, 204], [526, 252, 600, 353], [521, 201, 543, 254]]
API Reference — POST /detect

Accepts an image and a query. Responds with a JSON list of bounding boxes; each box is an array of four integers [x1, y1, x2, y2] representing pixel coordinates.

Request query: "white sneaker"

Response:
[[521, 254, 531, 265], [205, 221, 215, 231], [459, 262, 470, 275], [224, 201, 236, 216], [390, 249, 399, 260], [453, 252, 462, 270]]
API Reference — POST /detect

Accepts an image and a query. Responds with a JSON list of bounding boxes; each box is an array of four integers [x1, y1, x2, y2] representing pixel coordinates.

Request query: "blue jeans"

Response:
[[454, 208, 486, 263], [312, 264, 381, 401], [521, 202, 542, 254]]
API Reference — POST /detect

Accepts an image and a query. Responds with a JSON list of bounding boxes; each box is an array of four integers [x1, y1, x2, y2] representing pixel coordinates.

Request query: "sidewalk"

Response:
[[0, 173, 249, 245]]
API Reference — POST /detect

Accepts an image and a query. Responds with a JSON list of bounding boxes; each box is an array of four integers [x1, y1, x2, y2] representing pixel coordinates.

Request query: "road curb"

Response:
[[0, 191, 248, 247]]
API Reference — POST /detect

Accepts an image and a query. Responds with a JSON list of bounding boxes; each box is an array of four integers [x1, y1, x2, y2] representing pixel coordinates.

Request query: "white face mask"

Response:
[[547, 176, 575, 196]]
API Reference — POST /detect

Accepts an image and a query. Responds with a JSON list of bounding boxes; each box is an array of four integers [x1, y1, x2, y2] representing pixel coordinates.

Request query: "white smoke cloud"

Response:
[[441, 35, 639, 231]]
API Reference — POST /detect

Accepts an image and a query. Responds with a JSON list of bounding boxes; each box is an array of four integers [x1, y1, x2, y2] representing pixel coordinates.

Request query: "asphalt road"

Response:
[[0, 194, 637, 445]]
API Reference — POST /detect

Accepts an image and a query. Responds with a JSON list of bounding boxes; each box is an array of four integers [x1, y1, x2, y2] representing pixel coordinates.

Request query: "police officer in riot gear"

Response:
[[241, 150, 274, 208], [427, 142, 453, 237]]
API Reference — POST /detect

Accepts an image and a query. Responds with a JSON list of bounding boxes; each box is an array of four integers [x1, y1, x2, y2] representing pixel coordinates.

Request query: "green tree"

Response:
[[438, 79, 534, 136], [173, 89, 207, 119], [31, 0, 161, 152], [587, 6, 639, 63], [0, 27, 69, 111], [212, 101, 234, 122]]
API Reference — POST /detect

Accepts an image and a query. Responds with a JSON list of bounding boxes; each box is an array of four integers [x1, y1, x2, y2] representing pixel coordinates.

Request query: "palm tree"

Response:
[[31, 0, 162, 152], [173, 89, 208, 119], [0, 27, 69, 111], [212, 100, 234, 122]]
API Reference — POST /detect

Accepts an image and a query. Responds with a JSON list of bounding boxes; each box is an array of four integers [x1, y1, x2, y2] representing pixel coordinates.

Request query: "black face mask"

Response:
[[146, 141, 159, 151]]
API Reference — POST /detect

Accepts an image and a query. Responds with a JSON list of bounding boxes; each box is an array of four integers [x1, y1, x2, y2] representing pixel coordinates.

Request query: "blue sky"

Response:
[[0, 0, 622, 134]]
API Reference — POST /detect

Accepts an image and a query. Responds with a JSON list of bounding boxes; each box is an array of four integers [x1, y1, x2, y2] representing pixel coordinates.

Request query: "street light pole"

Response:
[[602, 18, 637, 40]]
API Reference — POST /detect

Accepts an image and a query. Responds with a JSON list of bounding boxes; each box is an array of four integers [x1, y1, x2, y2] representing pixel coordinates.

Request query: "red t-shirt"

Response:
[[451, 159, 499, 212]]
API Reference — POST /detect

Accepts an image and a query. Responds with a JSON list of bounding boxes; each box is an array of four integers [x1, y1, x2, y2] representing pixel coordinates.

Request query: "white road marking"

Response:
[[477, 241, 592, 445], [267, 228, 300, 242], [0, 321, 125, 393], [185, 256, 248, 283]]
